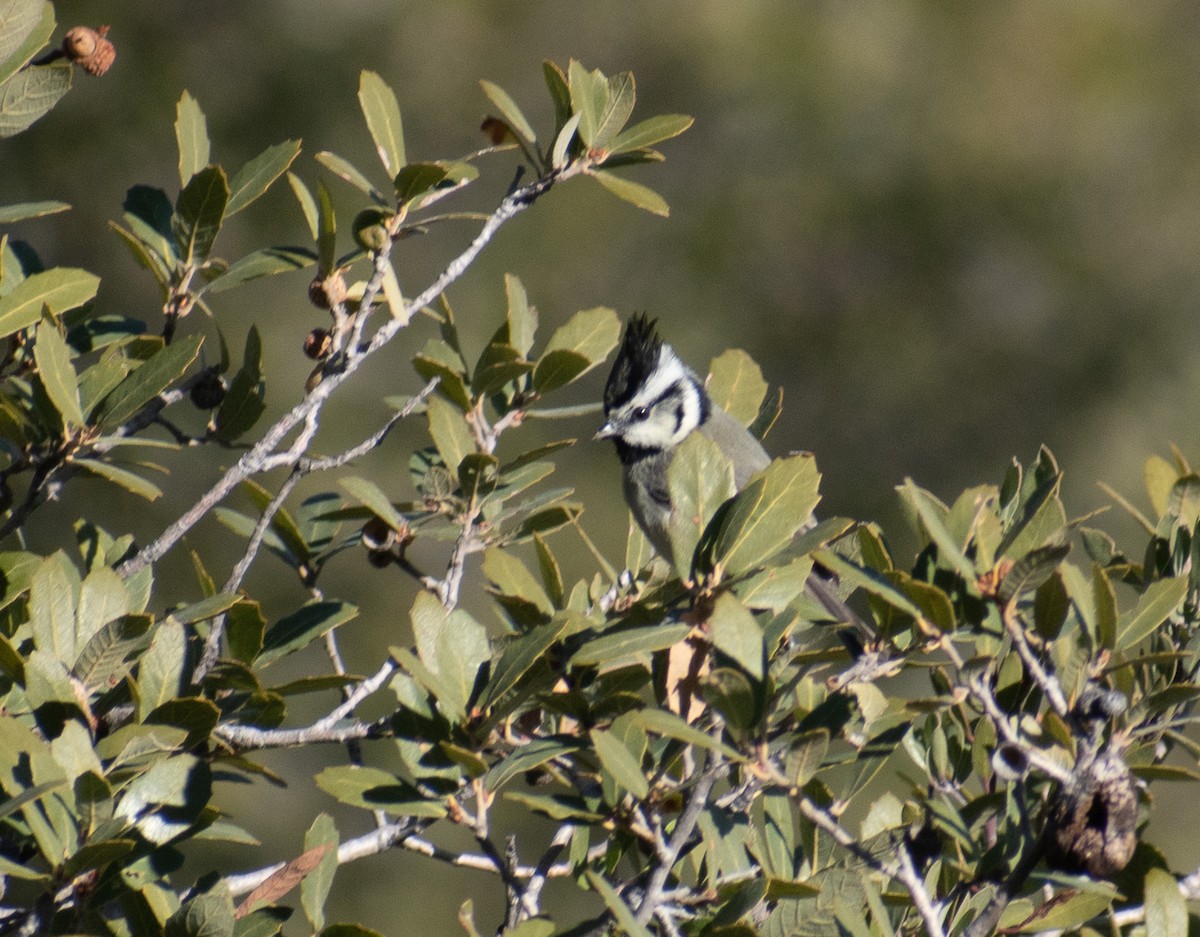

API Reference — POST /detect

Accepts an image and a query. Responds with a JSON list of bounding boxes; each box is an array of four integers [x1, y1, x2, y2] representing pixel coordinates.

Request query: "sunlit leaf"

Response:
[[358, 70, 406, 178], [227, 139, 301, 216], [175, 90, 210, 186]]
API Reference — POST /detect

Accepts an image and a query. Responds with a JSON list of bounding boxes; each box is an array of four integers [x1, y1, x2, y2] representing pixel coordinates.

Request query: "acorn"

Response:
[[308, 272, 347, 310], [189, 371, 227, 410], [352, 209, 392, 252], [62, 26, 115, 77], [361, 517, 398, 553], [303, 328, 332, 360]]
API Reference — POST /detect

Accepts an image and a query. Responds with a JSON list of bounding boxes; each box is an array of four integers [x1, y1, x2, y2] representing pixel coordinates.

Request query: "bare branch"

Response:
[[214, 715, 390, 750], [312, 659, 397, 732]]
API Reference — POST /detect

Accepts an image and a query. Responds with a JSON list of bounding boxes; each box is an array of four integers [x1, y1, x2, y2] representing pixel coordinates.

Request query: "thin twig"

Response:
[[312, 659, 397, 732], [1001, 602, 1070, 720]]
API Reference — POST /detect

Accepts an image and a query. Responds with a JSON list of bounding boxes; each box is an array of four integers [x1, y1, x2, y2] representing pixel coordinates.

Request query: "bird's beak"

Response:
[[594, 421, 617, 441]]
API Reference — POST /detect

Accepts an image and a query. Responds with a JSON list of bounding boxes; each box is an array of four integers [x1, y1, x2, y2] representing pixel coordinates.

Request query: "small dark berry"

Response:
[[303, 328, 332, 360], [190, 372, 227, 410]]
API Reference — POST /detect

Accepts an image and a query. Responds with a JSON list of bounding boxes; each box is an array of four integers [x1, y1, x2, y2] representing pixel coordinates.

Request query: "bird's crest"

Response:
[[604, 313, 662, 412]]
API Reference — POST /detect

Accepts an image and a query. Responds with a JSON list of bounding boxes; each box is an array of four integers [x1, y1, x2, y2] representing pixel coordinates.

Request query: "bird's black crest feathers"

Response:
[[604, 313, 661, 411]]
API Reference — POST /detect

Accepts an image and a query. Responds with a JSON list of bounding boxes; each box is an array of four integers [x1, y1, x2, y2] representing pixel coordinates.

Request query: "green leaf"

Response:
[[532, 306, 620, 393], [205, 246, 316, 295], [668, 432, 736, 580], [137, 620, 185, 718], [339, 476, 407, 532], [1145, 868, 1187, 937], [73, 458, 163, 501], [301, 814, 339, 934], [632, 708, 742, 761], [710, 454, 821, 577], [0, 0, 53, 86], [216, 326, 265, 441], [72, 613, 151, 692], [484, 738, 580, 793], [314, 151, 385, 203], [145, 698, 219, 747], [314, 765, 445, 818], [258, 602, 358, 667], [0, 61, 71, 139], [1115, 576, 1188, 651], [35, 317, 82, 426], [175, 90, 210, 187], [996, 544, 1071, 604], [0, 267, 99, 339], [0, 200, 69, 224], [173, 165, 229, 265], [595, 71, 636, 149], [426, 395, 475, 473], [227, 139, 301, 216], [591, 728, 649, 799], [504, 273, 537, 358], [410, 591, 489, 720], [288, 172, 319, 240], [899, 479, 976, 580], [570, 623, 691, 668], [171, 592, 242, 625], [93, 333, 203, 428], [710, 592, 764, 680], [707, 349, 768, 427], [29, 552, 79, 664], [76, 566, 130, 650], [395, 160, 478, 209], [814, 550, 926, 622], [550, 113, 580, 169], [166, 880, 235, 937], [358, 70, 406, 178], [609, 114, 694, 155], [315, 178, 338, 273], [567, 60, 608, 148], [480, 80, 536, 143], [226, 600, 266, 665], [482, 547, 553, 617], [478, 618, 568, 715], [592, 170, 670, 217], [543, 60, 572, 132]]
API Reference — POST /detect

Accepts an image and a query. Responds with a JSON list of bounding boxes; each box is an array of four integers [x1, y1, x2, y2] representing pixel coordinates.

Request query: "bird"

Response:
[[595, 314, 868, 638], [595, 313, 770, 561]]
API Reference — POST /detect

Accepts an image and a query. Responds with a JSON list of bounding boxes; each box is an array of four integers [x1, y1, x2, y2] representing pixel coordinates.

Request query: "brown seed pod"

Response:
[[1044, 752, 1138, 878], [308, 272, 348, 310], [303, 328, 332, 360], [63, 26, 115, 76]]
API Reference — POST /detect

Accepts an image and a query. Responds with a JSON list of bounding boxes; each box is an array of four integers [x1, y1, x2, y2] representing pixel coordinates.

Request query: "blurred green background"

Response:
[[7, 1, 1200, 932]]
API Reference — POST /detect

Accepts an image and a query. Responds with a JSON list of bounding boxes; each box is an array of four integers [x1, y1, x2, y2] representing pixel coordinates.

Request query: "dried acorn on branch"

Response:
[[62, 25, 115, 76]]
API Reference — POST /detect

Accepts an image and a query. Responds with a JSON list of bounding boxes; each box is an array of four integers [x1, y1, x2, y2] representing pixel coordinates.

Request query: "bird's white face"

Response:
[[596, 346, 704, 451]]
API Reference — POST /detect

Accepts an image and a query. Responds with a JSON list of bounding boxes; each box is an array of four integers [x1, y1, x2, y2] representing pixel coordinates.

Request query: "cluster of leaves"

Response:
[[3, 13, 1200, 937], [0, 0, 72, 141]]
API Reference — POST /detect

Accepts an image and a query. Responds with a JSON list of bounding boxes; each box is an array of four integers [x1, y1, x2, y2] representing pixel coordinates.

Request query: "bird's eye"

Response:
[[632, 406, 650, 421]]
